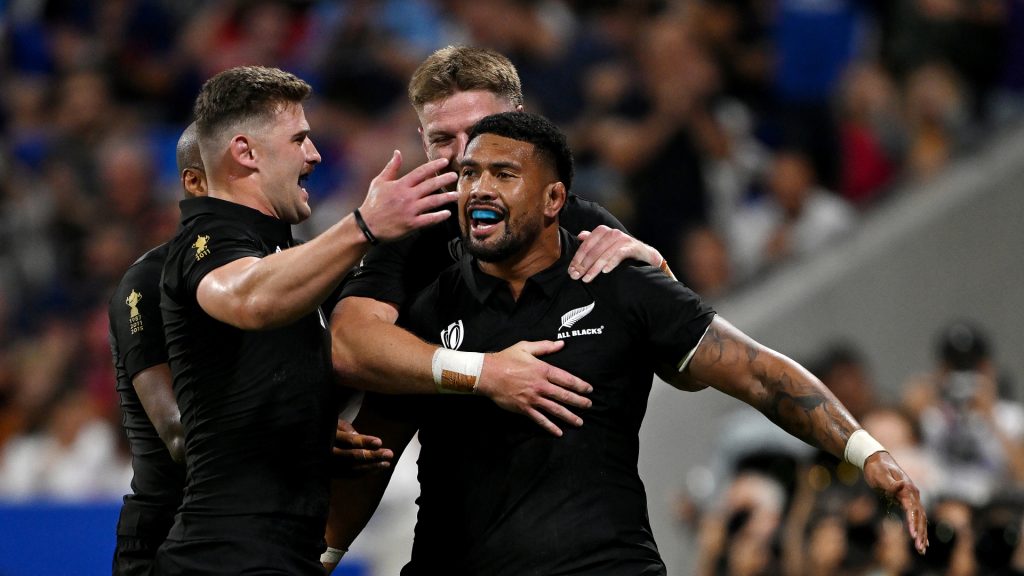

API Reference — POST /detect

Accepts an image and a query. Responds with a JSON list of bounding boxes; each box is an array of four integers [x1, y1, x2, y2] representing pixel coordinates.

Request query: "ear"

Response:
[[418, 125, 430, 157], [515, 104, 525, 113], [230, 135, 257, 170], [544, 181, 566, 218], [181, 168, 207, 198]]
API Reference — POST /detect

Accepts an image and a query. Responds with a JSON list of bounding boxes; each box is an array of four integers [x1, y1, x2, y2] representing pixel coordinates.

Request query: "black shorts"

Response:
[[152, 515, 325, 576], [113, 535, 164, 576]]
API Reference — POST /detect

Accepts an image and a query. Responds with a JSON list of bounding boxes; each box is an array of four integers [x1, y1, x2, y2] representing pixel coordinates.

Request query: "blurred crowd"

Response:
[[682, 320, 1024, 575], [0, 0, 1021, 566]]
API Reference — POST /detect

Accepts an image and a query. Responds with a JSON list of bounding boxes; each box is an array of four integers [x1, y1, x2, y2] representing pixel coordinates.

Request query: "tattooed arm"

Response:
[[672, 316, 929, 553], [680, 316, 857, 455]]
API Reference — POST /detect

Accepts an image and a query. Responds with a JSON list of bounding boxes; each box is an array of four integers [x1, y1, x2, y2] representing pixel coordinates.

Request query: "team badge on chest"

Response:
[[556, 301, 604, 340]]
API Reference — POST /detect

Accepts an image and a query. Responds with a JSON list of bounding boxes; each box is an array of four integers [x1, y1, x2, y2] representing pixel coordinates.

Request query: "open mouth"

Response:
[[468, 206, 506, 235], [298, 173, 310, 188]]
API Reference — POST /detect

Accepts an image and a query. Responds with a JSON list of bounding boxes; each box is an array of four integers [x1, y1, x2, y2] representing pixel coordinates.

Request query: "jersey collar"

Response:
[[179, 196, 294, 246], [462, 227, 578, 304]]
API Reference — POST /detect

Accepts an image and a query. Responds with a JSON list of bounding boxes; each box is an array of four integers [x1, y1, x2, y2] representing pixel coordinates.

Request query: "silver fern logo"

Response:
[[559, 302, 595, 330], [440, 320, 464, 350], [557, 302, 603, 340]]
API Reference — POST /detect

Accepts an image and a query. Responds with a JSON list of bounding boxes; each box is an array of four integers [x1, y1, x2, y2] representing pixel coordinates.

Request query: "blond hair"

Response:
[[408, 46, 523, 109]]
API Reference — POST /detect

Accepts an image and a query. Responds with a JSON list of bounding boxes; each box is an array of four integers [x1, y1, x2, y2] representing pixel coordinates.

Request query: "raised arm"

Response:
[[676, 316, 929, 554], [132, 364, 184, 464], [331, 296, 592, 436], [198, 154, 458, 330]]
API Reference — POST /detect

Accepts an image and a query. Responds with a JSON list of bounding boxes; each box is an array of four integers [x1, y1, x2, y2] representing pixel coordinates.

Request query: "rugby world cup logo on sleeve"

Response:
[[126, 289, 144, 334], [440, 320, 464, 350], [192, 234, 211, 261]]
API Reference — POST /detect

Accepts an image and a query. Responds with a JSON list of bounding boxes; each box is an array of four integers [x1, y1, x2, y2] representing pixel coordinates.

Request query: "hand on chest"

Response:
[[437, 293, 630, 381]]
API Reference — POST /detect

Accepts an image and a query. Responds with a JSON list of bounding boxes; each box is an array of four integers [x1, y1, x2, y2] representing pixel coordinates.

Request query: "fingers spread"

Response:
[[403, 156, 450, 183], [525, 408, 563, 437], [546, 366, 594, 397], [535, 397, 584, 427], [517, 339, 565, 357], [335, 432, 383, 450], [415, 188, 459, 212], [375, 150, 402, 182], [414, 173, 459, 198], [413, 209, 453, 228], [569, 226, 612, 280]]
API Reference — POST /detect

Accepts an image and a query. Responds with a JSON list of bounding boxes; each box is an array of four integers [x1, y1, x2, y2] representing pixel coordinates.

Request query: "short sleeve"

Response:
[[179, 220, 267, 297], [613, 266, 715, 370], [109, 258, 168, 379]]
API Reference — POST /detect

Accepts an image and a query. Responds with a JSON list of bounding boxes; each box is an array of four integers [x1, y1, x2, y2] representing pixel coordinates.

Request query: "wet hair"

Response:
[[193, 65, 311, 142], [408, 45, 523, 109], [467, 112, 574, 192]]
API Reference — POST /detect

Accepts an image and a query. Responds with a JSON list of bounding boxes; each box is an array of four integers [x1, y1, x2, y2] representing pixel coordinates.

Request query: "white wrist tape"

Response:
[[431, 348, 484, 394], [320, 546, 347, 564], [844, 429, 886, 470]]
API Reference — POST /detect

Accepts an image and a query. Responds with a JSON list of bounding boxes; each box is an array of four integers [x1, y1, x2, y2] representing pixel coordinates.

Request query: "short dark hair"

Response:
[[176, 122, 202, 175], [408, 45, 524, 110], [467, 112, 573, 192], [193, 66, 311, 141]]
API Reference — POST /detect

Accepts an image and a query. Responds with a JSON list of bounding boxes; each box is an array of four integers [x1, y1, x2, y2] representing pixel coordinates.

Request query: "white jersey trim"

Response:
[[677, 315, 715, 373]]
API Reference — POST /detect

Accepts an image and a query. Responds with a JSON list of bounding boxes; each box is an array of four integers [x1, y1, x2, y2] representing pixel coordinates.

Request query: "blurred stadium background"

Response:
[[0, 0, 1022, 574]]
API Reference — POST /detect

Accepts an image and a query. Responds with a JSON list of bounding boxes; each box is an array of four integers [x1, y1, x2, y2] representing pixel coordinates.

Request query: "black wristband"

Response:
[[353, 209, 379, 245]]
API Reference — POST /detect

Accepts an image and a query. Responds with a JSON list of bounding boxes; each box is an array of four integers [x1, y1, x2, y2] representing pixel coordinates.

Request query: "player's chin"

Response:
[[467, 239, 508, 262], [285, 203, 312, 225]]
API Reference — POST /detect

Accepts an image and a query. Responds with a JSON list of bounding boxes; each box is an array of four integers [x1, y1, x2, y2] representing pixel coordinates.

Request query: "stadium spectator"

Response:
[[729, 149, 856, 281]]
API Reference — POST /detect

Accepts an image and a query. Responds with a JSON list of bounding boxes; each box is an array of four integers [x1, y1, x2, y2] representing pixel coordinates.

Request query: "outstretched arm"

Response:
[[331, 296, 592, 436], [675, 316, 929, 554], [570, 225, 669, 282], [132, 364, 184, 464]]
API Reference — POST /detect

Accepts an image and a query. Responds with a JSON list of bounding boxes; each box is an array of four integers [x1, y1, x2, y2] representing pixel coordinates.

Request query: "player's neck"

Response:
[[479, 226, 560, 301], [207, 173, 279, 220]]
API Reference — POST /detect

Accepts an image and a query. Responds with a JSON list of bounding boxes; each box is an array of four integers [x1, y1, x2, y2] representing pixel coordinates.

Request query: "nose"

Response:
[[455, 133, 470, 157], [468, 172, 496, 201], [304, 138, 321, 165]]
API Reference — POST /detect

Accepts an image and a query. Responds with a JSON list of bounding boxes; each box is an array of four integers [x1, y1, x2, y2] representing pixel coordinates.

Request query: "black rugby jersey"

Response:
[[339, 194, 627, 312], [160, 197, 340, 534], [108, 242, 185, 540], [398, 228, 715, 576]]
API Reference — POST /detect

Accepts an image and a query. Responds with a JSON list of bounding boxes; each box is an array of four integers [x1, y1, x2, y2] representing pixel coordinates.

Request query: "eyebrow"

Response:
[[488, 161, 520, 171], [292, 128, 310, 140], [461, 159, 520, 171]]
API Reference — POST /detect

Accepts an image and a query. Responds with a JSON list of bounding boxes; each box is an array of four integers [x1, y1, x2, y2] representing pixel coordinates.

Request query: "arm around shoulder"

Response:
[[330, 296, 440, 393]]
